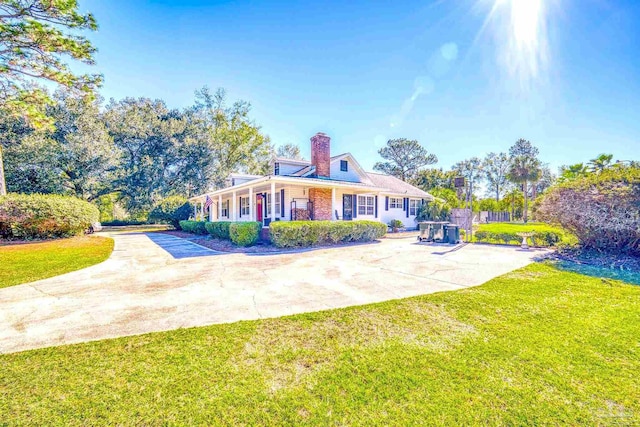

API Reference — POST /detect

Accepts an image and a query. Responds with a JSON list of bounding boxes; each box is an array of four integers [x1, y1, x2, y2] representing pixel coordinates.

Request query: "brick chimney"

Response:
[[310, 132, 331, 178]]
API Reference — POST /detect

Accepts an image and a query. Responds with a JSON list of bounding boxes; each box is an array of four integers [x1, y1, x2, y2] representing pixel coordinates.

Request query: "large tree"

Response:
[[507, 139, 541, 223], [276, 143, 303, 160], [411, 168, 457, 192], [373, 138, 437, 182], [482, 152, 510, 201], [452, 157, 483, 205], [189, 87, 272, 188], [0, 0, 100, 195]]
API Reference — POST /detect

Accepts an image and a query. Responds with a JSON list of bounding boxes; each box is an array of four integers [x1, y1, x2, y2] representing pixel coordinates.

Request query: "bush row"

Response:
[[178, 220, 207, 235], [269, 220, 387, 248], [474, 230, 562, 247], [181, 220, 261, 247], [0, 193, 99, 239]]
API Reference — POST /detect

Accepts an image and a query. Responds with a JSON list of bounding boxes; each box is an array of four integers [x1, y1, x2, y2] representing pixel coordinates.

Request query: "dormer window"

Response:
[[340, 160, 348, 172], [274, 162, 280, 175]]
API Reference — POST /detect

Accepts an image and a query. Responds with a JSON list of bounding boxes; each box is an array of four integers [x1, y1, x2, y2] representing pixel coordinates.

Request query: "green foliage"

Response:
[[229, 222, 261, 247], [388, 219, 404, 230], [474, 222, 573, 247], [430, 188, 464, 208], [416, 199, 450, 222], [205, 221, 232, 239], [478, 198, 500, 212], [0, 193, 99, 239], [269, 220, 387, 248], [148, 196, 192, 229], [411, 168, 457, 192], [538, 166, 640, 255], [452, 157, 483, 203], [178, 220, 207, 235], [0, 0, 101, 128], [482, 152, 510, 200], [373, 138, 437, 181], [276, 143, 303, 160], [507, 139, 542, 223]]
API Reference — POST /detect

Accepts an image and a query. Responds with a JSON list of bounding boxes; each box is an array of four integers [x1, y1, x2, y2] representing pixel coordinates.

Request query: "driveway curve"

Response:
[[0, 232, 548, 353]]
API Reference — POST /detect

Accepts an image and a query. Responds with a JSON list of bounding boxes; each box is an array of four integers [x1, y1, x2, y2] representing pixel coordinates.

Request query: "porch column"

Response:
[[232, 191, 237, 221], [209, 198, 214, 221], [218, 194, 222, 219], [270, 182, 276, 222], [200, 201, 204, 220], [249, 187, 254, 221], [193, 203, 197, 220], [331, 188, 336, 221]]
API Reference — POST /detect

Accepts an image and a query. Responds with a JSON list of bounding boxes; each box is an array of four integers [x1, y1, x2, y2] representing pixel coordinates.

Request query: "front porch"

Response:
[[191, 178, 386, 227]]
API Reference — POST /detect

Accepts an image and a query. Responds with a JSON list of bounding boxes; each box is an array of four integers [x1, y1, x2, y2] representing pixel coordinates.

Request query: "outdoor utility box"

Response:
[[432, 222, 447, 242], [444, 224, 460, 244]]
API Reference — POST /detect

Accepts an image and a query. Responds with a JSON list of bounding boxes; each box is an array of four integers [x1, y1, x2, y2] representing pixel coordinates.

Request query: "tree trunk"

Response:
[[495, 184, 500, 201], [0, 145, 6, 196], [523, 180, 529, 223]]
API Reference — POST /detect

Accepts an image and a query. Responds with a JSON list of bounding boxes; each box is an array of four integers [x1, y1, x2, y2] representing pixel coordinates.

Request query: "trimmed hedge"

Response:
[[229, 222, 261, 247], [205, 221, 232, 240], [474, 230, 562, 247], [269, 220, 387, 248], [178, 220, 207, 235], [0, 193, 99, 239]]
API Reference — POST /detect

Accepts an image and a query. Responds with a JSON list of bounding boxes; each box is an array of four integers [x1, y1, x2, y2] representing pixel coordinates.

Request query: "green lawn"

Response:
[[0, 236, 114, 289], [1, 263, 638, 425]]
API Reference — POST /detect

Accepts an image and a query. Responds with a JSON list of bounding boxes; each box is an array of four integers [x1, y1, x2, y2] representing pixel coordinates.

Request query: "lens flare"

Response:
[[483, 0, 552, 89]]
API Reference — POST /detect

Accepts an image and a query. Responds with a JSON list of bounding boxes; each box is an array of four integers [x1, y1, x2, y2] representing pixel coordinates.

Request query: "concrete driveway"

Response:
[[0, 232, 548, 354]]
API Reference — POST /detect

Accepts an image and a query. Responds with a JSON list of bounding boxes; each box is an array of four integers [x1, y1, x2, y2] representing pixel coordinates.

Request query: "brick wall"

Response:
[[310, 132, 331, 178], [309, 188, 332, 220]]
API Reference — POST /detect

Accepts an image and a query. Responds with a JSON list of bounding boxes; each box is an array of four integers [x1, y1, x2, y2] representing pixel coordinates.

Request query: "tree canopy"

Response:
[[373, 138, 437, 182], [276, 143, 303, 160]]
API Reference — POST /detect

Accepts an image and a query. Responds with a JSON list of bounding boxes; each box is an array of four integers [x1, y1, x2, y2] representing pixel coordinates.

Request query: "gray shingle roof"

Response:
[[365, 172, 434, 199]]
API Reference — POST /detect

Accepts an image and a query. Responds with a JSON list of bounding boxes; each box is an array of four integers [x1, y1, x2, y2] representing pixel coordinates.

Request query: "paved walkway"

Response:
[[0, 232, 549, 353]]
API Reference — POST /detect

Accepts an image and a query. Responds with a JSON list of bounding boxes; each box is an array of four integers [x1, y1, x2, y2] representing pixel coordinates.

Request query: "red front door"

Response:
[[256, 195, 263, 222]]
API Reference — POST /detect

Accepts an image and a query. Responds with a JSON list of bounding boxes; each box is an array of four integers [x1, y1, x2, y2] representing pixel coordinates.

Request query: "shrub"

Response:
[[269, 220, 387, 248], [205, 221, 230, 239], [473, 229, 563, 247], [148, 196, 193, 229], [388, 219, 404, 231], [178, 220, 207, 235], [537, 166, 640, 255], [229, 222, 261, 247], [0, 193, 99, 239]]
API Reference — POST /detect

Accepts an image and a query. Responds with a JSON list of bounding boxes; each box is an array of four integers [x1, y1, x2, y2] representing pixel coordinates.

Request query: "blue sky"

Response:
[[81, 0, 639, 172]]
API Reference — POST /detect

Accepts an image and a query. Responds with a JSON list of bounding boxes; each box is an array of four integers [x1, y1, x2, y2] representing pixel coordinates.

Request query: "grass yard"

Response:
[[1, 263, 638, 425], [0, 236, 114, 289]]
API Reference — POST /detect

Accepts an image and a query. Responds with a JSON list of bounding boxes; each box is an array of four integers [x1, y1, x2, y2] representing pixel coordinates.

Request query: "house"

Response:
[[189, 132, 434, 228]]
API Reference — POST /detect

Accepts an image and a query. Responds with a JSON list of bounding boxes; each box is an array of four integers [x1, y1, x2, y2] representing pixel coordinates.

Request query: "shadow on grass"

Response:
[[547, 259, 640, 286]]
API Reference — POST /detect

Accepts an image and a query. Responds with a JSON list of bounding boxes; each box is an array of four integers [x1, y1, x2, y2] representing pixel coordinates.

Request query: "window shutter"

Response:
[[385, 196, 389, 211], [239, 197, 242, 218], [405, 198, 409, 218], [352, 195, 357, 218], [280, 189, 285, 217], [375, 196, 378, 218]]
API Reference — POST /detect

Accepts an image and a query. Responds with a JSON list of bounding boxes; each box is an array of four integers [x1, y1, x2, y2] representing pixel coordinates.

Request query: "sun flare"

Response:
[[485, 0, 552, 89]]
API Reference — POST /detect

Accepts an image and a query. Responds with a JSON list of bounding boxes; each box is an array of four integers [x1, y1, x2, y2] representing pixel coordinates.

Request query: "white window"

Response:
[[409, 199, 420, 216], [389, 197, 402, 209], [240, 197, 250, 216], [221, 200, 229, 218], [358, 195, 375, 216], [266, 192, 281, 216]]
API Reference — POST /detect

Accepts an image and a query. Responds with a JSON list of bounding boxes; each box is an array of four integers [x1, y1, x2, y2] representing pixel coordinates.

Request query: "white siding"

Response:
[[379, 195, 423, 229], [330, 159, 363, 183], [276, 161, 308, 176]]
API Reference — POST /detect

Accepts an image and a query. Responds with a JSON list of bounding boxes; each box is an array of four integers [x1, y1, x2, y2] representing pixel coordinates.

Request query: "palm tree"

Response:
[[559, 163, 588, 182], [588, 154, 613, 173], [508, 155, 541, 223]]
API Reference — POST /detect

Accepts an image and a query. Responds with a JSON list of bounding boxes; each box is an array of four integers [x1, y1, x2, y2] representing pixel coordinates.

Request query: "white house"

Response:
[[189, 132, 434, 228]]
